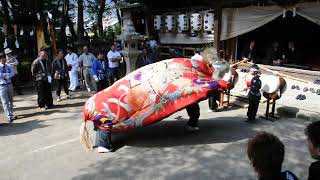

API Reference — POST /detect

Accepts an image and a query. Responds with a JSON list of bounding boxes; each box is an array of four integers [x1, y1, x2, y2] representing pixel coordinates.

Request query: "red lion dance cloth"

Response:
[[81, 58, 228, 149]]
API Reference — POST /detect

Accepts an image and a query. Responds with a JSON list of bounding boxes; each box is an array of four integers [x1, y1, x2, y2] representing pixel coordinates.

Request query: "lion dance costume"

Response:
[[80, 57, 230, 151]]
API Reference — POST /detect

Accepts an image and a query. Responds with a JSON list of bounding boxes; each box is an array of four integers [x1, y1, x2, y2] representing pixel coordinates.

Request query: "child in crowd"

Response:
[[247, 64, 261, 122], [247, 132, 298, 180], [305, 121, 320, 180]]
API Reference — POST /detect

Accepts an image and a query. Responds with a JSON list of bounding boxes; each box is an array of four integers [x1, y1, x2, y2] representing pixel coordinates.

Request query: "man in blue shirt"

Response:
[[92, 50, 109, 92], [0, 52, 16, 122]]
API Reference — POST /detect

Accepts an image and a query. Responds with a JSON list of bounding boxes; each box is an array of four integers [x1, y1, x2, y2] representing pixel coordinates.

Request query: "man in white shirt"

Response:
[[65, 47, 79, 93], [107, 44, 121, 84]]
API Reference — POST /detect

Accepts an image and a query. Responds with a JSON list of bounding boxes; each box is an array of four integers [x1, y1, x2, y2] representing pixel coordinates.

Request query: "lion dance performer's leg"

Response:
[[186, 103, 200, 130], [95, 129, 113, 153]]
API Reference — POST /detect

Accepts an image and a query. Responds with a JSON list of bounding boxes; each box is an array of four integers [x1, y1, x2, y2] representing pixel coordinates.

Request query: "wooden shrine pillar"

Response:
[[214, 5, 222, 58]]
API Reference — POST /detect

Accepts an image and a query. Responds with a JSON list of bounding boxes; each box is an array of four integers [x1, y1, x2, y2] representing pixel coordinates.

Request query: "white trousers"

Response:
[[68, 71, 79, 91]]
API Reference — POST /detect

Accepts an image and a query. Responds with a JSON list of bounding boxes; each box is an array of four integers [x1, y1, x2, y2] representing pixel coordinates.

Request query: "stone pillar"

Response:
[[121, 39, 140, 74]]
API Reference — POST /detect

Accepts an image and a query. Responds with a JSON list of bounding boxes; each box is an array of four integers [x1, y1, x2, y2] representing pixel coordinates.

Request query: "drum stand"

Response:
[[260, 95, 280, 121], [219, 89, 231, 108]]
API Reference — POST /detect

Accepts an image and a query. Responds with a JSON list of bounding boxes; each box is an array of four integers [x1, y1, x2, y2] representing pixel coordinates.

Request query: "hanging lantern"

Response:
[[153, 15, 162, 31], [204, 12, 214, 33], [164, 15, 176, 32], [190, 13, 202, 32], [178, 14, 189, 32]]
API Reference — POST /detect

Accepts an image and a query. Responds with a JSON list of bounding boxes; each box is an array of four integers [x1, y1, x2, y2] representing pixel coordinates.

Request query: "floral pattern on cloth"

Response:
[[83, 58, 228, 132]]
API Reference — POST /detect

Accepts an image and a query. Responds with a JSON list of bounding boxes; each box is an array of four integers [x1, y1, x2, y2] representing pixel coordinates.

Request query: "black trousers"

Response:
[[11, 76, 22, 94], [109, 68, 120, 85], [208, 93, 220, 110], [186, 103, 200, 127], [247, 94, 261, 120], [55, 78, 69, 97], [96, 79, 109, 92], [36, 81, 53, 108], [95, 129, 113, 149]]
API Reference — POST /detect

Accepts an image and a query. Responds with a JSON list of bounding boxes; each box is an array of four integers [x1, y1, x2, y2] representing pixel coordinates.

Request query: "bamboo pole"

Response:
[[245, 62, 309, 83]]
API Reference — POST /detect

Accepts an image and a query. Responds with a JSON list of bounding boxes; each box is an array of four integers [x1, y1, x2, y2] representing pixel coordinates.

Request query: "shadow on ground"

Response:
[[14, 105, 39, 111], [54, 102, 86, 109], [71, 116, 258, 180], [16, 109, 63, 119], [111, 116, 256, 148], [0, 120, 49, 136], [277, 106, 299, 118]]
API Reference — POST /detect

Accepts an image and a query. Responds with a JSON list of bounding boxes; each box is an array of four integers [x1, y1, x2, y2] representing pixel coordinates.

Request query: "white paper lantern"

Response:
[[178, 14, 189, 32], [164, 15, 176, 32], [204, 12, 214, 32], [154, 15, 162, 31], [190, 13, 202, 31]]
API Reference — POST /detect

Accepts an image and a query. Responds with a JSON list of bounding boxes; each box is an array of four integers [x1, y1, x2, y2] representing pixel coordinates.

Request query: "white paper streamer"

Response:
[[3, 38, 8, 48]]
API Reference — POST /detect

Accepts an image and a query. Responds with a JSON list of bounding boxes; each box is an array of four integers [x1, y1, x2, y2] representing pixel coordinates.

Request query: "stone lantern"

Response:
[[116, 2, 141, 74]]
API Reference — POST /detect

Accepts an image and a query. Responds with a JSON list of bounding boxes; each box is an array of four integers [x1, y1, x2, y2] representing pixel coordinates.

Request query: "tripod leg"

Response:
[[271, 99, 276, 117], [265, 96, 270, 120]]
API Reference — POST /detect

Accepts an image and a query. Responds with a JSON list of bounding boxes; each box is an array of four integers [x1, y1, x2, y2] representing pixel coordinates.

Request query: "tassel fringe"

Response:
[[80, 121, 93, 152]]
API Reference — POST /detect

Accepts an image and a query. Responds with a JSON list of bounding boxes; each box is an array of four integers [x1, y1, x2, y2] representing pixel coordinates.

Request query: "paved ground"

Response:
[[0, 90, 315, 180]]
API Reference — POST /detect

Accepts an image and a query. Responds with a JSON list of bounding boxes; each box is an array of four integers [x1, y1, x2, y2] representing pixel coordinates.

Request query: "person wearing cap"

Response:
[[246, 64, 262, 122], [4, 48, 22, 95], [31, 48, 53, 110], [0, 52, 16, 122]]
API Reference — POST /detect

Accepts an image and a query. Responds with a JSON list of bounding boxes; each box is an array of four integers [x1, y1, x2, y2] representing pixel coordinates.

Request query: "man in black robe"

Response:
[[285, 41, 301, 65], [31, 48, 53, 110], [242, 41, 257, 63], [267, 42, 284, 66]]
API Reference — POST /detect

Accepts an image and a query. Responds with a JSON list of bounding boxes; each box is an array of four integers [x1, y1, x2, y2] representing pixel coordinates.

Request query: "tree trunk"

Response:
[[77, 0, 84, 43], [1, 0, 14, 47], [116, 9, 121, 27], [97, 0, 106, 37], [48, 19, 58, 57], [111, 0, 121, 27], [35, 0, 46, 52], [60, 0, 68, 47], [67, 18, 77, 39]]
